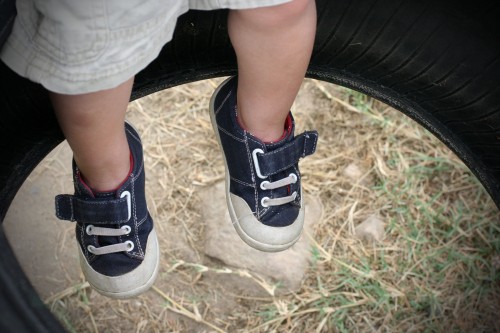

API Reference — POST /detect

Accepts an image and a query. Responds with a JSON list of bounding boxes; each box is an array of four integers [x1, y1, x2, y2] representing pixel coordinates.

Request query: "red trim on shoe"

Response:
[[77, 170, 95, 198], [236, 112, 293, 144], [264, 113, 293, 144], [109, 152, 134, 192]]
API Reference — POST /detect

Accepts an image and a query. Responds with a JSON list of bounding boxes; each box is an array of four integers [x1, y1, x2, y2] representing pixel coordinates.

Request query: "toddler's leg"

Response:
[[209, 0, 319, 252], [52, 77, 159, 298], [228, 0, 316, 142], [50, 78, 133, 192]]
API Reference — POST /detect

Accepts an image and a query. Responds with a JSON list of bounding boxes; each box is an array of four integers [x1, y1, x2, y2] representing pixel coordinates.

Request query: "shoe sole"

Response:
[[209, 77, 302, 253]]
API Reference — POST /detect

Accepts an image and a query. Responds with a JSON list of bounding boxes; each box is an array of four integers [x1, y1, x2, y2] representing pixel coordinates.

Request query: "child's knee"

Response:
[[273, 0, 314, 23]]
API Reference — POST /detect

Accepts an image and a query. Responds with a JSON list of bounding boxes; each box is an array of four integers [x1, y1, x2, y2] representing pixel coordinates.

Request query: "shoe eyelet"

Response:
[[85, 225, 94, 235], [87, 245, 96, 253], [290, 173, 298, 183], [125, 240, 134, 252], [261, 197, 270, 208], [121, 225, 131, 235], [260, 181, 270, 190], [120, 191, 132, 222], [252, 149, 266, 179]]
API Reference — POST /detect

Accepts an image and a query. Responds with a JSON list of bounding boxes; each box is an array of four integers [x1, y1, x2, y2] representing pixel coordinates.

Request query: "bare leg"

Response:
[[50, 78, 134, 192], [228, 0, 316, 142]]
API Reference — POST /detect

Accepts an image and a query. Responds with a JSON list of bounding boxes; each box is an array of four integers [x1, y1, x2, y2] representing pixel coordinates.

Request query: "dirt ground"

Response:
[[3, 79, 499, 333]]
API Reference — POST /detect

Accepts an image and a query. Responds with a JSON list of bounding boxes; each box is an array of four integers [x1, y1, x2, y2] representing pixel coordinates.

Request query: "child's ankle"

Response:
[[78, 153, 133, 194], [237, 111, 292, 143]]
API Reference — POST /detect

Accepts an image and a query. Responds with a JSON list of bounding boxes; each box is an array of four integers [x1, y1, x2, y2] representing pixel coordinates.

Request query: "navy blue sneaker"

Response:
[[210, 77, 318, 252], [55, 123, 159, 298]]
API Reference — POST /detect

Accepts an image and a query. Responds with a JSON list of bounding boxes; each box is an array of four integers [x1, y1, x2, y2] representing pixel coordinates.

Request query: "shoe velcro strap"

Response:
[[255, 130, 318, 177], [55, 194, 130, 224]]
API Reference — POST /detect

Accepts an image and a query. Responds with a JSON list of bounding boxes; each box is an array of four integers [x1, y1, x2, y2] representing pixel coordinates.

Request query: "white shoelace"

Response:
[[86, 225, 134, 255], [260, 173, 298, 208], [85, 191, 134, 255]]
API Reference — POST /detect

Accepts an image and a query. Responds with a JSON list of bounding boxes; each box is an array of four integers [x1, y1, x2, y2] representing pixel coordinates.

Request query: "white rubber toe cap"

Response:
[[229, 194, 304, 252], [78, 228, 160, 299]]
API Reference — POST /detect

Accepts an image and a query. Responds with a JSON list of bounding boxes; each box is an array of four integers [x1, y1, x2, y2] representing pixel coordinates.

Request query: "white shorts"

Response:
[[0, 0, 291, 94]]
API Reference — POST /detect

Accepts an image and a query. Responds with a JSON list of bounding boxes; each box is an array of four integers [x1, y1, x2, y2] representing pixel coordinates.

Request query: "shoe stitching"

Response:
[[254, 152, 301, 176], [256, 135, 318, 176], [132, 159, 144, 182], [230, 176, 254, 187], [293, 165, 301, 204], [312, 133, 318, 153], [81, 219, 128, 224], [126, 128, 147, 258], [294, 165, 300, 180], [55, 200, 60, 219], [136, 213, 148, 227], [302, 138, 307, 157], [56, 198, 69, 221], [259, 137, 302, 156], [258, 208, 270, 219], [260, 143, 290, 156], [216, 90, 232, 116], [219, 126, 244, 142], [262, 132, 317, 158], [69, 198, 129, 223], [243, 132, 259, 215], [246, 135, 263, 147], [91, 233, 99, 261], [131, 174, 144, 257], [265, 139, 284, 148], [132, 213, 147, 257], [302, 133, 318, 158], [79, 224, 88, 258], [264, 161, 299, 176], [84, 227, 98, 261], [70, 197, 74, 221], [75, 216, 129, 224], [73, 199, 127, 206], [126, 127, 142, 145]]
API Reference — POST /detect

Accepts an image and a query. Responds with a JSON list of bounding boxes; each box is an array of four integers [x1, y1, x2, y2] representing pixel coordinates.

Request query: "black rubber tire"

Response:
[[0, 0, 499, 331]]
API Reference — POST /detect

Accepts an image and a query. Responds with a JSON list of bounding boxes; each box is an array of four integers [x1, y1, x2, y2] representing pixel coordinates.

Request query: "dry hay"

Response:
[[45, 79, 499, 333]]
